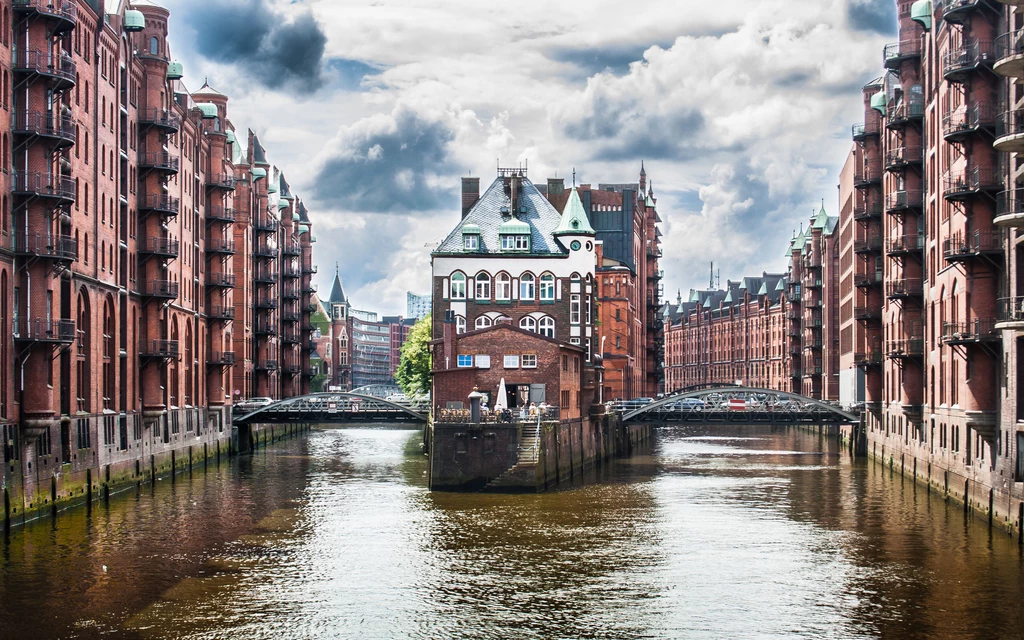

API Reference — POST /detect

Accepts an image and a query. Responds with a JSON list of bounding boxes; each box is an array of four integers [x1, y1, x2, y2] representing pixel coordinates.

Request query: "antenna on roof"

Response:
[[710, 262, 714, 289], [572, 168, 576, 187]]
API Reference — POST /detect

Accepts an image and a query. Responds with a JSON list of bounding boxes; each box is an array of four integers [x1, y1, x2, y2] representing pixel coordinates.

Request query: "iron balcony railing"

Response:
[[256, 360, 279, 371], [886, 279, 924, 299], [138, 107, 181, 131], [943, 39, 995, 81], [283, 286, 300, 299], [852, 121, 881, 140], [13, 233, 76, 261], [282, 264, 301, 278], [254, 245, 278, 258], [854, 235, 883, 253], [884, 146, 923, 171], [853, 202, 883, 220], [996, 109, 1024, 141], [11, 111, 75, 146], [255, 297, 278, 309], [13, 0, 78, 29], [942, 167, 1003, 200], [941, 320, 999, 344], [282, 240, 301, 256], [207, 272, 236, 288], [254, 271, 278, 284], [854, 272, 883, 287], [139, 194, 180, 216], [142, 280, 179, 299], [886, 99, 925, 126], [997, 189, 1024, 223], [942, 102, 998, 141], [208, 351, 235, 366], [942, 231, 1003, 262], [944, 0, 985, 24], [254, 320, 276, 335], [854, 306, 881, 321], [887, 234, 925, 255], [999, 296, 1024, 324], [140, 236, 179, 258], [886, 338, 925, 358], [138, 151, 180, 173], [206, 173, 235, 190], [253, 218, 279, 232], [302, 265, 318, 275], [207, 206, 236, 223], [302, 283, 319, 294], [854, 161, 882, 187], [12, 49, 76, 87], [208, 305, 235, 320], [12, 171, 75, 201], [206, 238, 236, 254], [885, 189, 923, 213], [142, 340, 179, 358], [884, 39, 922, 70], [282, 310, 301, 322], [282, 331, 301, 344], [854, 351, 884, 367], [14, 318, 75, 343]]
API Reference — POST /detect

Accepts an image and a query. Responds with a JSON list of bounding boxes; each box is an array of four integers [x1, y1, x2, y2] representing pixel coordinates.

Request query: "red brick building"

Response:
[[1, 0, 316, 521]]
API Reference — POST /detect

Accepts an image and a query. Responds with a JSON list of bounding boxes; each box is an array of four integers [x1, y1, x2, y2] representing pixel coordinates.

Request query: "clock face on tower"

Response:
[[570, 240, 581, 251]]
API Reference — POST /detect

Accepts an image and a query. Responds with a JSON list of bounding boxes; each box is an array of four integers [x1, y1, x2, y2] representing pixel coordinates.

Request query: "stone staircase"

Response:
[[485, 427, 541, 490]]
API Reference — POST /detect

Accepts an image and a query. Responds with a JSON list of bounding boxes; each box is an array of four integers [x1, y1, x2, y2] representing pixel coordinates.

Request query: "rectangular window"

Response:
[[570, 294, 581, 324], [515, 235, 529, 250], [451, 277, 466, 300], [475, 355, 491, 368], [501, 235, 515, 250], [522, 354, 537, 368], [504, 355, 519, 369], [457, 354, 473, 368], [463, 235, 478, 250], [539, 277, 555, 301], [475, 278, 490, 300]]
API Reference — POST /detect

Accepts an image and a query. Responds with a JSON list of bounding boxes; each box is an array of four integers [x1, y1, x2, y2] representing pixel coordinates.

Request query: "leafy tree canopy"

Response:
[[395, 316, 431, 398]]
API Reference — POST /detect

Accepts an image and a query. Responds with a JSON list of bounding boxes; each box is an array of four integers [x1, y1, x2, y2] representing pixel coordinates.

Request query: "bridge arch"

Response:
[[233, 392, 428, 425], [621, 386, 858, 424]]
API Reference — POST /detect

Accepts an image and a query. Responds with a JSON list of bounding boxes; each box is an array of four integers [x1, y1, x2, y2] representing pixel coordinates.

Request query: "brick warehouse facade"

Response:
[[1, 0, 317, 523], [663, 204, 840, 400], [839, 0, 1024, 533]]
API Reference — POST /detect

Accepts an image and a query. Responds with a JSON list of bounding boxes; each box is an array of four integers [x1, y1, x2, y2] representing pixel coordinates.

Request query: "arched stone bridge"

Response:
[[619, 386, 858, 424], [233, 392, 429, 425]]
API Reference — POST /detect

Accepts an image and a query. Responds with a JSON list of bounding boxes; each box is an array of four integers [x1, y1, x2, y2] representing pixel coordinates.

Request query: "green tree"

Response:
[[395, 316, 432, 397]]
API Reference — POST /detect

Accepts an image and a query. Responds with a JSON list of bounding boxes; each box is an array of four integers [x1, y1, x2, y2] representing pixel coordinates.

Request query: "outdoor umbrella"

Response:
[[494, 378, 508, 410]]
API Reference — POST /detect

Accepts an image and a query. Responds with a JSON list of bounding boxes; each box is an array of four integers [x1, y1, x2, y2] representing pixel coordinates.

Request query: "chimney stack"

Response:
[[461, 177, 480, 219], [547, 177, 564, 196]]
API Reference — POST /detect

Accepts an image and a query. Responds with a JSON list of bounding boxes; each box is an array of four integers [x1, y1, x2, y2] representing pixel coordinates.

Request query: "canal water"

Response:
[[2, 425, 1024, 639]]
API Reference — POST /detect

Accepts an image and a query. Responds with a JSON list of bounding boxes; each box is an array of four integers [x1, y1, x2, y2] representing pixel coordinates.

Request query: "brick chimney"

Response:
[[461, 177, 480, 219], [547, 177, 564, 196], [443, 310, 456, 369]]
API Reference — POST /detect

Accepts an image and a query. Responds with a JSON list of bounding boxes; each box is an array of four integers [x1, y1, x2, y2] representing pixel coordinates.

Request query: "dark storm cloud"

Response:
[[312, 108, 459, 213], [847, 0, 897, 35], [563, 101, 714, 160], [180, 0, 328, 93]]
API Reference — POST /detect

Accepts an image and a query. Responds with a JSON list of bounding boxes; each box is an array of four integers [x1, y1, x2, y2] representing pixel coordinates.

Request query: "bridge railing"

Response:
[[434, 406, 560, 424]]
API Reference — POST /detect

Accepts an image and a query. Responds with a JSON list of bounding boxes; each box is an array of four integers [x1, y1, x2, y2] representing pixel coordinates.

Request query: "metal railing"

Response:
[[139, 194, 180, 215], [943, 40, 994, 80], [854, 235, 882, 253], [942, 231, 1003, 261], [886, 99, 924, 124], [887, 234, 925, 255], [206, 238, 236, 254], [885, 189, 923, 212], [884, 40, 922, 67], [207, 272, 236, 287], [13, 49, 76, 85], [142, 280, 179, 298], [143, 340, 179, 358], [886, 338, 925, 357], [206, 173, 235, 190], [852, 121, 880, 139], [854, 161, 882, 186], [941, 319, 999, 344], [942, 102, 997, 139], [140, 236, 179, 257], [853, 202, 882, 220], [208, 305, 235, 320], [942, 167, 1002, 199], [14, 318, 75, 342], [999, 296, 1024, 324], [886, 279, 924, 299], [207, 205, 235, 222], [208, 351, 235, 365], [138, 151, 179, 173], [12, 110, 75, 143], [885, 146, 923, 170], [12, 233, 76, 260], [12, 171, 75, 200], [434, 405, 561, 424], [138, 107, 181, 131], [13, 0, 78, 27]]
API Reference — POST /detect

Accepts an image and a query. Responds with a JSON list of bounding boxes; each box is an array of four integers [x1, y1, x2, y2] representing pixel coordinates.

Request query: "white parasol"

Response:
[[494, 378, 508, 410]]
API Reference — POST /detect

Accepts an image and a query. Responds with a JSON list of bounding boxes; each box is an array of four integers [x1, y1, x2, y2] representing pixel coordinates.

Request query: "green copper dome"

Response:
[[123, 9, 145, 32], [870, 90, 886, 115], [462, 223, 482, 235], [911, 1, 932, 31], [225, 130, 236, 144], [498, 219, 531, 235], [196, 103, 218, 119], [251, 167, 267, 179], [299, 224, 310, 234], [167, 61, 183, 80]]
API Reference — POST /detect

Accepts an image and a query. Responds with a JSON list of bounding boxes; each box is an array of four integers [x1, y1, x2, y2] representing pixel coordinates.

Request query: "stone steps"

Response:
[[485, 435, 540, 489]]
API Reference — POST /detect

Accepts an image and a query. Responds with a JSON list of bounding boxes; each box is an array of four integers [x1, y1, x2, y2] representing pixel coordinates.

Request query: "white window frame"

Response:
[[538, 316, 555, 338], [504, 355, 520, 369], [570, 294, 581, 324], [522, 354, 537, 369], [515, 235, 529, 250], [476, 355, 491, 369], [475, 315, 492, 329], [495, 273, 511, 300], [475, 272, 491, 300], [520, 273, 535, 301], [455, 316, 466, 334], [451, 272, 466, 300], [520, 316, 537, 332], [539, 273, 555, 301], [463, 234, 479, 250]]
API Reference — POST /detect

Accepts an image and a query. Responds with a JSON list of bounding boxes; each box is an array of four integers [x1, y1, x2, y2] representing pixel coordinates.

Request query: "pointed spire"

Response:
[[553, 187, 595, 237], [329, 268, 347, 304], [640, 160, 646, 176]]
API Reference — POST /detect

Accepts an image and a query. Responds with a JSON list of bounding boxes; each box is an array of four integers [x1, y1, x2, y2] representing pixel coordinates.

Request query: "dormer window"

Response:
[[501, 235, 529, 251], [464, 235, 479, 250]]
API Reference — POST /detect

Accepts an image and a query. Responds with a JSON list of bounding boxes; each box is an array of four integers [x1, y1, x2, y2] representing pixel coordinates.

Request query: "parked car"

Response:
[[235, 397, 274, 413], [674, 398, 705, 410]]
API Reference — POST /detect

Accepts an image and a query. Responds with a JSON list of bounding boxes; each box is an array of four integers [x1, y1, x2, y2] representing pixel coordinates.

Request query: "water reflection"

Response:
[[1, 425, 1023, 639]]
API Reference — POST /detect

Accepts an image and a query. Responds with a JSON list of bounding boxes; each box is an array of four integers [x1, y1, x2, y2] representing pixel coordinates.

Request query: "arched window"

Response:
[[520, 316, 537, 332], [450, 272, 466, 300], [169, 320, 179, 407], [538, 316, 555, 338], [184, 322, 193, 406], [149, 36, 159, 56], [102, 298, 114, 410], [520, 273, 535, 301], [455, 315, 467, 334], [77, 291, 91, 412], [475, 272, 491, 300], [475, 315, 492, 329], [495, 272, 511, 300], [539, 273, 555, 301]]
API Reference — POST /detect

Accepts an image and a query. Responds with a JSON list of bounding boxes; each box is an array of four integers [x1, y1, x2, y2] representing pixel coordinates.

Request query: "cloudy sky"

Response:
[[158, 0, 895, 314]]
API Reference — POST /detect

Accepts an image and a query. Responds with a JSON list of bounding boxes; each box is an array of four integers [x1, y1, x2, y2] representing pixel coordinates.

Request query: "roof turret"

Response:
[[553, 187, 595, 236]]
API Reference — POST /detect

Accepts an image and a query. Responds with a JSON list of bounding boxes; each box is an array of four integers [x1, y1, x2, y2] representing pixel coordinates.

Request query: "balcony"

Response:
[[256, 360, 279, 372], [254, 245, 278, 258], [853, 202, 882, 221], [886, 99, 924, 129], [282, 240, 301, 256], [138, 151, 179, 175], [854, 351, 884, 367], [14, 318, 75, 344], [282, 310, 300, 322], [12, 49, 76, 89], [996, 30, 1024, 78], [789, 368, 802, 379], [207, 206, 236, 223], [282, 331, 300, 345], [207, 272, 236, 288], [942, 231, 1003, 263], [885, 190, 923, 214], [305, 340, 319, 352], [886, 339, 925, 360], [206, 173, 235, 191], [282, 264, 301, 278], [995, 109, 1024, 153], [997, 296, 1024, 329], [302, 265, 318, 275], [138, 108, 181, 133], [942, 167, 1002, 202], [942, 102, 998, 142], [886, 279, 923, 301], [854, 306, 882, 321], [884, 146, 923, 172], [141, 339, 179, 359], [254, 321, 275, 335], [13, 233, 76, 262], [208, 305, 235, 321], [256, 297, 278, 309], [887, 234, 924, 257], [12, 0, 77, 33], [284, 364, 301, 376], [141, 280, 179, 300], [996, 189, 1024, 228], [854, 235, 882, 254], [208, 351, 236, 366], [302, 283, 319, 294], [944, 0, 987, 24], [253, 218, 279, 233], [283, 286, 300, 300], [11, 111, 75, 148], [206, 238, 236, 255], [943, 40, 994, 83], [12, 171, 75, 203], [852, 121, 881, 141], [854, 161, 882, 188], [941, 319, 999, 345], [139, 194, 180, 217], [807, 279, 823, 290], [139, 236, 179, 259], [884, 39, 922, 71], [302, 368, 318, 378], [254, 271, 278, 284]]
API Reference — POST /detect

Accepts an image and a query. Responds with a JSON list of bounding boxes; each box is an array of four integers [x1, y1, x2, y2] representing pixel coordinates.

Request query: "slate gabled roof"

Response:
[[329, 272, 347, 304], [251, 131, 268, 165], [434, 176, 567, 255]]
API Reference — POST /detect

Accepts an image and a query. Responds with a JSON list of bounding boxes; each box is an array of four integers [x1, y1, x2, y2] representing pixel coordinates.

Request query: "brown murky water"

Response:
[[2, 425, 1023, 639]]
